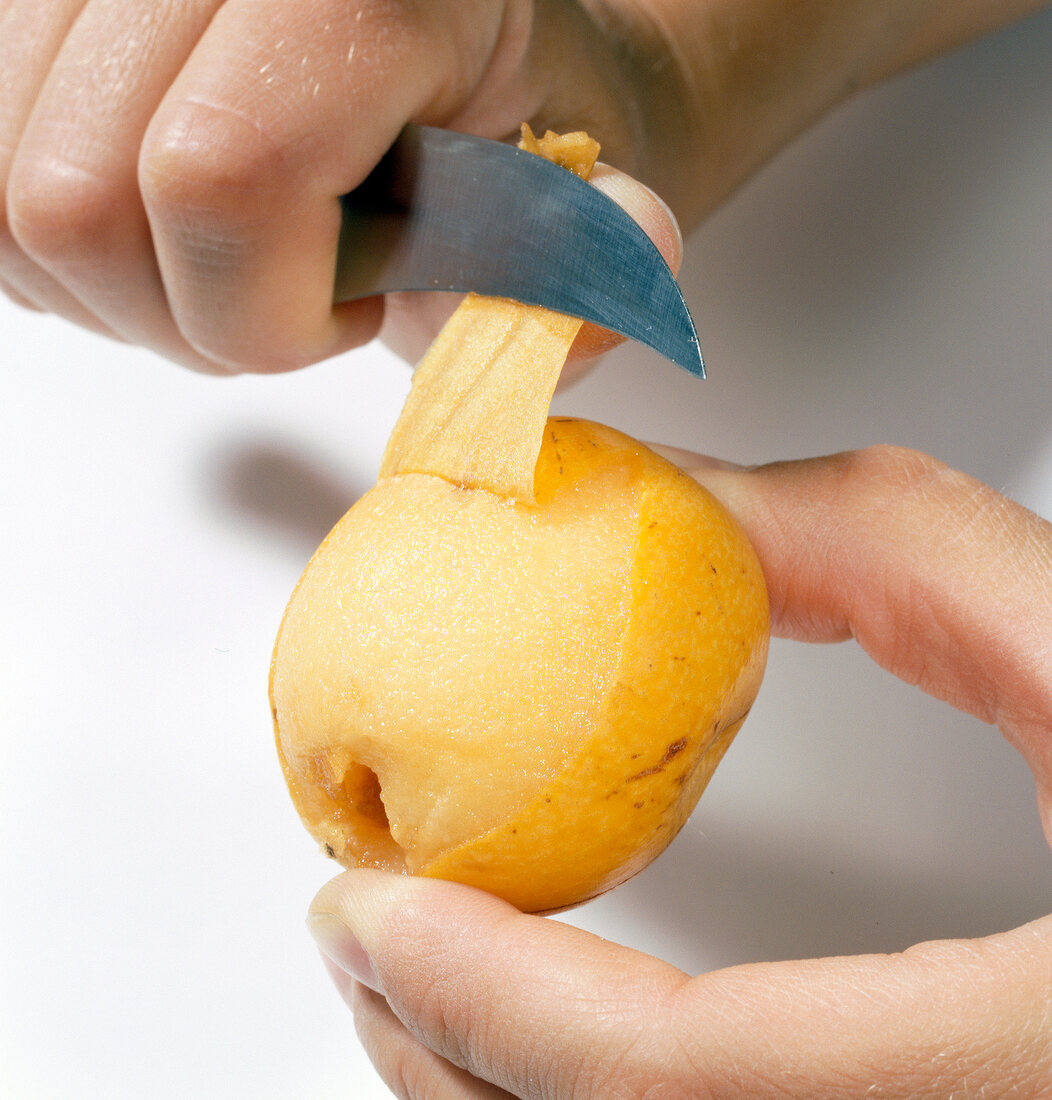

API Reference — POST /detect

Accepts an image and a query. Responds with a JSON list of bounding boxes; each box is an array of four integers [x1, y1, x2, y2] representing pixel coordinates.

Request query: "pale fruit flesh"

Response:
[[271, 417, 769, 912]]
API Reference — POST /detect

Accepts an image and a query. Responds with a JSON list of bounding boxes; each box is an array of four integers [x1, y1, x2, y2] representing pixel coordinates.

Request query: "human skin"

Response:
[[1, 1, 1049, 374], [308, 445, 1052, 1098]]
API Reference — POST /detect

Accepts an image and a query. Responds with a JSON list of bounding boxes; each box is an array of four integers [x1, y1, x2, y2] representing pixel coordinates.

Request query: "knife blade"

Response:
[[335, 125, 704, 377]]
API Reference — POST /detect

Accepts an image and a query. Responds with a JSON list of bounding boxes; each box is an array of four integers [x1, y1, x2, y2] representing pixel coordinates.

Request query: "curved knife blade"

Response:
[[335, 126, 704, 377]]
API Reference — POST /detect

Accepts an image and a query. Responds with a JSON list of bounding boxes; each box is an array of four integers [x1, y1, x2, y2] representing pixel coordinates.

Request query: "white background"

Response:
[[3, 11, 1051, 1098]]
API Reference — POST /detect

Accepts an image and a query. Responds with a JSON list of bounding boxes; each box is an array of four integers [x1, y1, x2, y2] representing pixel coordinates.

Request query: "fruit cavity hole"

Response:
[[339, 762, 406, 873]]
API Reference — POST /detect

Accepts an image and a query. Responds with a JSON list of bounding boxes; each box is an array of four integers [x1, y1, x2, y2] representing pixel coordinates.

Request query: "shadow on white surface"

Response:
[[207, 440, 368, 558]]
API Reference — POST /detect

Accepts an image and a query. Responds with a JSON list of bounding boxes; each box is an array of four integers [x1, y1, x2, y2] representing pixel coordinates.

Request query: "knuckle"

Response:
[[139, 100, 286, 230], [838, 443, 949, 496], [837, 443, 1003, 540], [138, 103, 293, 371], [830, 443, 983, 525], [6, 155, 123, 268]]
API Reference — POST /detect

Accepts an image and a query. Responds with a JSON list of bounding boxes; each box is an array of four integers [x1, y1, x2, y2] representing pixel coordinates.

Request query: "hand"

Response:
[[4, 2, 1048, 375], [307, 444, 1052, 1098], [0, 0, 683, 375]]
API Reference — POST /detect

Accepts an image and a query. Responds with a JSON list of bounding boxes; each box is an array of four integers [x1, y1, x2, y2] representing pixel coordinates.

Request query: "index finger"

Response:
[[138, 0, 511, 371], [685, 446, 1052, 834]]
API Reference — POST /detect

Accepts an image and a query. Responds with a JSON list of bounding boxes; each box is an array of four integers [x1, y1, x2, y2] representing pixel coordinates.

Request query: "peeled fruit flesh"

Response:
[[271, 416, 768, 913]]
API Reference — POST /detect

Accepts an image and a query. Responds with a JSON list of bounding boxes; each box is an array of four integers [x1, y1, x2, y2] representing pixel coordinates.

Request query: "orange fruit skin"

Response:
[[271, 417, 769, 913]]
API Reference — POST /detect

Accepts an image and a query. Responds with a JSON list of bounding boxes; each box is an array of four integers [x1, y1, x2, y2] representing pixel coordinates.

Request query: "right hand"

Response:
[[0, 0, 670, 374], [3, 0, 1047, 375]]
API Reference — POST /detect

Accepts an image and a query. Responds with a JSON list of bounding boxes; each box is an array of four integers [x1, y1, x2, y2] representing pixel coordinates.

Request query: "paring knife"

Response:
[[335, 125, 704, 377]]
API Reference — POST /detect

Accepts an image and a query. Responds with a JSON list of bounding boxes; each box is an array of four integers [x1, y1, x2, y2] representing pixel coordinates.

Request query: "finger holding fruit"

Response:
[[279, 127, 1052, 1096]]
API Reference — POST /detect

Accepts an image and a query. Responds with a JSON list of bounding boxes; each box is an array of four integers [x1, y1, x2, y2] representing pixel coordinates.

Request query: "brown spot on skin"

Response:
[[549, 428, 565, 475], [633, 802, 644, 810], [324, 843, 336, 858], [662, 738, 687, 763], [627, 740, 687, 783]]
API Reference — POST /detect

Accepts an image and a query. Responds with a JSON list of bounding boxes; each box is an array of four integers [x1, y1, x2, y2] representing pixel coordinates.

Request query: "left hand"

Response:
[[306, 444, 1052, 1098], [309, 874, 1052, 1099]]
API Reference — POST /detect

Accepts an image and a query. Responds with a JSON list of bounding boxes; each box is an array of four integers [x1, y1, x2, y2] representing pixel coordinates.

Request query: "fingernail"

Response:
[[640, 181, 684, 260], [307, 911, 382, 994], [590, 169, 683, 269]]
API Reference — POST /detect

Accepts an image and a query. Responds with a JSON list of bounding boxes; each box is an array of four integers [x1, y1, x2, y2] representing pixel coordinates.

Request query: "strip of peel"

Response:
[[379, 127, 597, 503], [379, 293, 582, 503]]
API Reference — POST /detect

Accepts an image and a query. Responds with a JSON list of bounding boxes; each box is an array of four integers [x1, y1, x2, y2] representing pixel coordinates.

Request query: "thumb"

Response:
[[565, 165, 685, 372], [306, 869, 1052, 1099], [379, 163, 683, 377], [306, 867, 688, 1097]]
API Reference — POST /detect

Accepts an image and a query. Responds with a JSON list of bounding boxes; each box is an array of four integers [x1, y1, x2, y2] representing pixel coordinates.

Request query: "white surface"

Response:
[[3, 14, 1051, 1098]]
